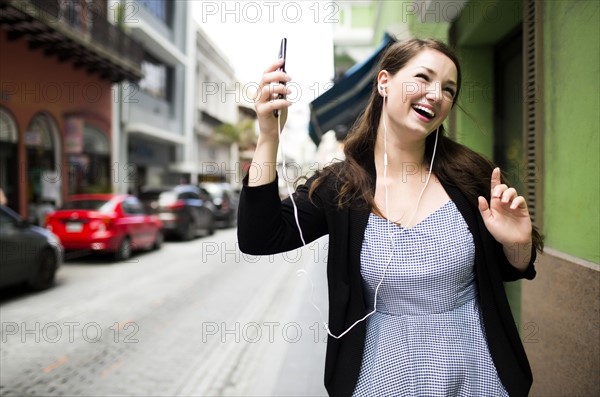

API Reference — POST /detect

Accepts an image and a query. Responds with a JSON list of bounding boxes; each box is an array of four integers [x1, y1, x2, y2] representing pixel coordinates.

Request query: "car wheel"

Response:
[[153, 230, 163, 250], [205, 217, 215, 236], [181, 221, 195, 241], [115, 237, 132, 261], [28, 248, 58, 290]]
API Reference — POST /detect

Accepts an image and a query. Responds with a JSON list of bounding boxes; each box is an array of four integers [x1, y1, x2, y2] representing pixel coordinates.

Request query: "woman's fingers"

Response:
[[492, 186, 527, 212], [492, 183, 508, 199], [478, 196, 490, 218], [490, 167, 501, 194], [259, 71, 290, 92], [510, 195, 528, 210], [259, 81, 289, 100], [263, 58, 285, 74], [255, 60, 291, 117], [256, 84, 290, 115], [258, 60, 290, 92], [253, 60, 293, 136], [500, 187, 518, 203]]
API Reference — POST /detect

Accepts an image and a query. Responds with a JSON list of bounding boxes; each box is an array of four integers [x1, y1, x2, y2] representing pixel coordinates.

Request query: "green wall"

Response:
[[454, 0, 522, 46], [372, 0, 600, 264], [451, 0, 528, 324], [542, 1, 600, 263], [373, 1, 403, 43], [374, 1, 448, 43], [451, 0, 523, 158], [453, 47, 495, 157], [351, 4, 376, 28], [452, 0, 600, 263]]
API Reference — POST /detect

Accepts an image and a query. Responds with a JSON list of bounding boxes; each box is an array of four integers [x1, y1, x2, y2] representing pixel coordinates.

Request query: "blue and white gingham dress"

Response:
[[353, 200, 509, 397]]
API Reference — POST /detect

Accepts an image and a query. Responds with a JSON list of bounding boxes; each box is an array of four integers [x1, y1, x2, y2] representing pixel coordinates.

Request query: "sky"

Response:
[[192, 1, 335, 96], [191, 1, 337, 163]]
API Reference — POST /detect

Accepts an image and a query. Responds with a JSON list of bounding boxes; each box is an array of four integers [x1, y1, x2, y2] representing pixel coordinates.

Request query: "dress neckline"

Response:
[[369, 199, 453, 230]]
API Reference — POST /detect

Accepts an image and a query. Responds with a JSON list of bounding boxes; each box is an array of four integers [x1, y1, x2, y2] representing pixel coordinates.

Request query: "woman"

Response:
[[238, 38, 543, 397]]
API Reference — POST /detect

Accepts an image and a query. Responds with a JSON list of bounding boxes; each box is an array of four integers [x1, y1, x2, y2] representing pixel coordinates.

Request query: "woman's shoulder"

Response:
[[305, 158, 347, 184], [299, 159, 348, 201]]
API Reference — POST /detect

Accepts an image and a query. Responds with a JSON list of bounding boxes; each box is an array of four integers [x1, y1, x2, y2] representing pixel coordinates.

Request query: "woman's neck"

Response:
[[374, 128, 428, 179]]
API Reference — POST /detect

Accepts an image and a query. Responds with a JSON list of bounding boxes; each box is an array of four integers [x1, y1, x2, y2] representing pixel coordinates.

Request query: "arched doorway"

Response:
[[67, 124, 111, 194], [26, 113, 61, 224], [0, 107, 19, 212]]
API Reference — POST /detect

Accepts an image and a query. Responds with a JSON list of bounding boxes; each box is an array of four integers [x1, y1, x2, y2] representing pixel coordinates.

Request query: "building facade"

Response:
[[332, 1, 382, 78], [193, 25, 242, 185], [446, 2, 599, 394], [111, 3, 249, 193], [111, 0, 194, 194], [0, 0, 142, 223]]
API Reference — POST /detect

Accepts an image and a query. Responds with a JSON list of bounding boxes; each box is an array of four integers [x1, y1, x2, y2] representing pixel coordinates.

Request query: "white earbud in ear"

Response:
[[379, 84, 387, 96]]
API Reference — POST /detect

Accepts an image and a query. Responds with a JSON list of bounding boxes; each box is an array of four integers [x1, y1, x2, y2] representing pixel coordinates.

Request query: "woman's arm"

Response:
[[238, 59, 328, 255], [237, 172, 328, 255], [248, 58, 291, 187]]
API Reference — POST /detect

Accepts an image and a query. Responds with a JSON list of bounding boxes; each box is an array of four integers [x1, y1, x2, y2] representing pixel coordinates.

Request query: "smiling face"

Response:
[[378, 48, 458, 140]]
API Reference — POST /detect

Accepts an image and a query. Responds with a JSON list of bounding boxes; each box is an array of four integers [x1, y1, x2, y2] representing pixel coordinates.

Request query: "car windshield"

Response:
[[202, 184, 224, 198], [158, 191, 178, 205], [61, 199, 112, 212]]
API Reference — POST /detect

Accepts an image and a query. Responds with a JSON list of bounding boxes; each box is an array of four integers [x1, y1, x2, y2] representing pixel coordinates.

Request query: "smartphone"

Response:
[[273, 38, 287, 117]]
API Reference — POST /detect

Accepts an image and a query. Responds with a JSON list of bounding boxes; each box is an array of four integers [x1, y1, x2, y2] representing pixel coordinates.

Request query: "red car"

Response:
[[46, 194, 163, 261]]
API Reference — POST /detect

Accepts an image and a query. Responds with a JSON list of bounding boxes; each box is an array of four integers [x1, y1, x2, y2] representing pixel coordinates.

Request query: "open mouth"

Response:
[[412, 104, 435, 120]]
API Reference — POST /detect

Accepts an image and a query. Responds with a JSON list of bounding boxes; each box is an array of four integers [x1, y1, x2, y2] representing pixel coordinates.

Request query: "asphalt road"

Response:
[[0, 228, 329, 396]]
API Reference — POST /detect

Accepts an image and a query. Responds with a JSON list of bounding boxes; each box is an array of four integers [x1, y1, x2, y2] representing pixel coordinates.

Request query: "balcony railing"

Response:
[[0, 0, 143, 82]]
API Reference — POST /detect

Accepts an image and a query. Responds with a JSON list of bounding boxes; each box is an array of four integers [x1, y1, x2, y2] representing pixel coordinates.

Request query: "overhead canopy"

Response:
[[309, 33, 395, 146]]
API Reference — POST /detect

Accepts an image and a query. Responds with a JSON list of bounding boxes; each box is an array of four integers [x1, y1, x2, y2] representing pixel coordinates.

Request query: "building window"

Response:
[[0, 107, 19, 212], [140, 0, 172, 26], [139, 54, 171, 100], [26, 114, 60, 224], [67, 125, 111, 195], [61, 0, 82, 30]]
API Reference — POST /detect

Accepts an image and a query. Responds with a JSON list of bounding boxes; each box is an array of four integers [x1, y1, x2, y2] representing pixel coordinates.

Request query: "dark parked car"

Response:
[[0, 205, 63, 290], [139, 185, 216, 240], [199, 182, 238, 228]]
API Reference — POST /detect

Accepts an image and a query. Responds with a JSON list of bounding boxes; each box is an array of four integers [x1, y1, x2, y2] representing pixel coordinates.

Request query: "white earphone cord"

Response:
[[278, 111, 306, 246], [278, 106, 440, 340]]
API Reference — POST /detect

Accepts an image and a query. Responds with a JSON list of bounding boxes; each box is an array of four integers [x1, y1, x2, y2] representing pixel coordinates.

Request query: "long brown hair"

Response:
[[309, 38, 543, 253]]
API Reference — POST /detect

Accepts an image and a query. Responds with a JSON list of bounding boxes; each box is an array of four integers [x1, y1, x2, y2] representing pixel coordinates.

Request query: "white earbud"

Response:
[[379, 84, 387, 96]]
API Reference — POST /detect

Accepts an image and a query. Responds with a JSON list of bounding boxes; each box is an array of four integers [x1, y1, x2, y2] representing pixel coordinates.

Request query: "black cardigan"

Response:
[[237, 158, 536, 397]]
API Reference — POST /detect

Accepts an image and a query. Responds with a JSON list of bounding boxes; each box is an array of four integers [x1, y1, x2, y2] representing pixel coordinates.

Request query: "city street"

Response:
[[0, 229, 330, 397]]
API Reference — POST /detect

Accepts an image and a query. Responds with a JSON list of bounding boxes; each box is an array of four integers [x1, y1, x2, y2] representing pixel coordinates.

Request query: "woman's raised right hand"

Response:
[[254, 59, 292, 139]]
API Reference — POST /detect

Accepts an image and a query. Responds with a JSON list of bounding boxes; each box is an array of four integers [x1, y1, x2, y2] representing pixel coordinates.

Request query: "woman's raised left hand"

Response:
[[478, 167, 533, 247]]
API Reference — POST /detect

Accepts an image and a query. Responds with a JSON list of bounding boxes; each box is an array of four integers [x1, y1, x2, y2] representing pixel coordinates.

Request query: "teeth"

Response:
[[413, 105, 435, 118]]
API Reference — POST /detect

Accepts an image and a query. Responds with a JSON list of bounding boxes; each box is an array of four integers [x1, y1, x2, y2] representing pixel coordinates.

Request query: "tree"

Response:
[[214, 119, 257, 148]]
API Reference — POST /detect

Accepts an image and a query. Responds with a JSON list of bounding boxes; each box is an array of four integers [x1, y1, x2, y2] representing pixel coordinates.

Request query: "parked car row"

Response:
[[0, 183, 239, 292], [199, 182, 238, 228], [139, 184, 215, 241]]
